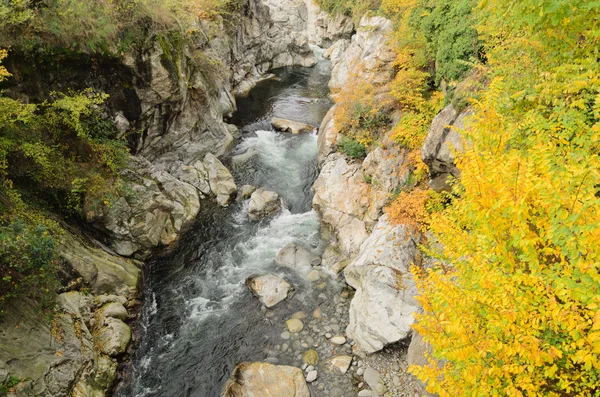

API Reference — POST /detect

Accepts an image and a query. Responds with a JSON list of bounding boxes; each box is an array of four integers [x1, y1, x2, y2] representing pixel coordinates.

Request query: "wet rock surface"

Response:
[[248, 188, 282, 220], [271, 117, 316, 134], [247, 275, 293, 308]]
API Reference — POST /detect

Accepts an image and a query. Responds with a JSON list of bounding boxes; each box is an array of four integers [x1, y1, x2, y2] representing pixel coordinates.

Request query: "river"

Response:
[[124, 53, 357, 397]]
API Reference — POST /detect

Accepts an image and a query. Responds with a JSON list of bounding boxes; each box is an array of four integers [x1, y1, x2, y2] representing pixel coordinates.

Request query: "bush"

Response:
[[0, 89, 129, 215], [337, 136, 367, 159], [0, 220, 58, 319]]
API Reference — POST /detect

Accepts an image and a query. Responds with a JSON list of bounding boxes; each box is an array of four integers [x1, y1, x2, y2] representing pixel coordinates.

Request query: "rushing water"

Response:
[[127, 54, 335, 397]]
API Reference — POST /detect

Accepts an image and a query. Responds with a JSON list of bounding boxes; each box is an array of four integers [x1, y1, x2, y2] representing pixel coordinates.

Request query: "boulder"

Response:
[[422, 104, 472, 191], [204, 153, 237, 206], [248, 189, 282, 220], [246, 275, 292, 308], [100, 302, 129, 321], [0, 294, 120, 397], [96, 318, 131, 357], [316, 106, 338, 167], [222, 362, 310, 397], [57, 233, 140, 297], [344, 216, 420, 354], [271, 117, 315, 134], [84, 156, 200, 258], [312, 153, 372, 268], [238, 185, 257, 200], [275, 243, 319, 269]]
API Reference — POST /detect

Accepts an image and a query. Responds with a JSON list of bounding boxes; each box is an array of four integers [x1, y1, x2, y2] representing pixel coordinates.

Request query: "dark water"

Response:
[[126, 54, 333, 397]]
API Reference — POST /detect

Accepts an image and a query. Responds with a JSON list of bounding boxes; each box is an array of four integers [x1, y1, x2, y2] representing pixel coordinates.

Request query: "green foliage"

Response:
[[411, 1, 600, 396], [0, 89, 129, 215], [411, 0, 479, 84], [337, 136, 367, 159], [315, 0, 381, 21], [0, 375, 22, 396], [0, 220, 58, 319], [0, 0, 236, 52]]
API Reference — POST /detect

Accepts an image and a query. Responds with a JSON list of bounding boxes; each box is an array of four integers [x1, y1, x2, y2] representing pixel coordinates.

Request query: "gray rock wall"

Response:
[[0, 1, 322, 395]]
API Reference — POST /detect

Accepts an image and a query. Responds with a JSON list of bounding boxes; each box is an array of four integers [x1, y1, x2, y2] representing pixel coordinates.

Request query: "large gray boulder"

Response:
[[313, 108, 411, 274], [222, 362, 310, 397], [344, 216, 420, 354], [422, 104, 473, 191], [323, 39, 351, 66], [271, 117, 315, 134], [247, 275, 293, 308], [204, 153, 237, 206], [85, 156, 200, 258], [96, 318, 131, 357], [248, 188, 282, 220]]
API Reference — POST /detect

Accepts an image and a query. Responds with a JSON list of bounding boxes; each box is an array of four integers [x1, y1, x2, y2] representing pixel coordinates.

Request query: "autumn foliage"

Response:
[[407, 0, 600, 396]]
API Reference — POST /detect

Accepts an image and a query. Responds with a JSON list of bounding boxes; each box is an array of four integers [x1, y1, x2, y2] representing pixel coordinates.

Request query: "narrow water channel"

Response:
[[126, 54, 356, 397]]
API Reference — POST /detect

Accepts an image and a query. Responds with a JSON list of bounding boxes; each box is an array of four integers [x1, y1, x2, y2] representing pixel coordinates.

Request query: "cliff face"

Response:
[[0, 1, 318, 396]]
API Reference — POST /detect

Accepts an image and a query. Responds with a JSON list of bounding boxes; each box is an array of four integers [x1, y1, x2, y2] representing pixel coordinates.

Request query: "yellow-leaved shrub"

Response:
[[410, 0, 600, 395]]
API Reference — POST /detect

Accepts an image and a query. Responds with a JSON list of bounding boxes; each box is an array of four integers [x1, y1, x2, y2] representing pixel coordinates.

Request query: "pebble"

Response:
[[358, 390, 374, 397], [313, 307, 322, 319], [325, 333, 332, 339], [280, 332, 290, 340], [306, 365, 315, 372], [330, 336, 346, 345], [286, 318, 304, 333], [306, 370, 318, 383], [291, 311, 307, 320]]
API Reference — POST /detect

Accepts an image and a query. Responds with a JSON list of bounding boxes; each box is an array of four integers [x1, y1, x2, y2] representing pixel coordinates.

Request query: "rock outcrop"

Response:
[[222, 362, 310, 397], [84, 157, 201, 258], [247, 275, 293, 308], [57, 233, 141, 297], [422, 104, 472, 191], [0, 292, 134, 397], [314, 12, 354, 48], [313, 107, 409, 273], [344, 216, 420, 354], [329, 16, 395, 91]]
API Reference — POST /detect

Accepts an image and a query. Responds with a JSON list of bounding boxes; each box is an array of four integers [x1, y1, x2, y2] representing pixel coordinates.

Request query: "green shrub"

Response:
[[409, 0, 480, 84], [0, 89, 129, 215], [0, 220, 58, 319], [338, 135, 367, 159]]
